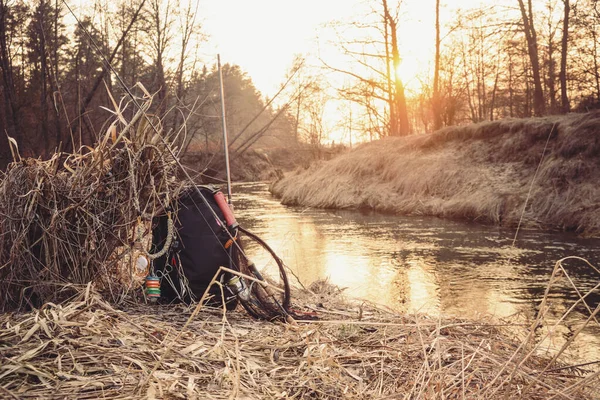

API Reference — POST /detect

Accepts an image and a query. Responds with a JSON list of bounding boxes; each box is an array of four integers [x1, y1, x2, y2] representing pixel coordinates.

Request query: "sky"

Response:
[[198, 0, 354, 97], [199, 0, 443, 97], [197, 0, 512, 92], [197, 0, 493, 143]]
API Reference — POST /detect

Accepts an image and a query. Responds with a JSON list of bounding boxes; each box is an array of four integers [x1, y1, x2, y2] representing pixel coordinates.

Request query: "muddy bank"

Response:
[[271, 112, 600, 235]]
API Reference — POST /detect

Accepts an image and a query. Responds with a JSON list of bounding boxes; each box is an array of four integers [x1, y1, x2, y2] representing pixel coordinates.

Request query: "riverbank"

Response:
[[182, 144, 345, 183], [1, 283, 598, 399], [271, 112, 600, 236]]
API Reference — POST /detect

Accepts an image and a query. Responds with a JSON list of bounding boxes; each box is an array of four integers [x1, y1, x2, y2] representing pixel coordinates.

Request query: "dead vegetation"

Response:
[[1, 98, 598, 398], [0, 97, 182, 312], [0, 268, 598, 400], [271, 111, 600, 235]]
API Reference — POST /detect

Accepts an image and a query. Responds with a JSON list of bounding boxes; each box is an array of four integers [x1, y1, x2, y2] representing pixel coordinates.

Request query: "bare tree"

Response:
[[517, 0, 545, 116], [322, 0, 410, 138], [28, 0, 64, 152], [544, 0, 558, 113], [146, 0, 173, 116], [170, 0, 202, 133], [559, 0, 570, 112], [432, 0, 443, 130], [69, 0, 146, 147], [0, 0, 22, 144]]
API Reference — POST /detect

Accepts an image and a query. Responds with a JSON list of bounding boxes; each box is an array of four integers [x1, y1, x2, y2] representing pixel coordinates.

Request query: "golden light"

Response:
[[395, 59, 424, 93], [406, 258, 439, 315]]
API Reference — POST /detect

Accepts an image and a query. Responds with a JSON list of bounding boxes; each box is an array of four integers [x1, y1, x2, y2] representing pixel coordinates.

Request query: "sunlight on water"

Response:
[[406, 259, 439, 314], [234, 182, 600, 365]]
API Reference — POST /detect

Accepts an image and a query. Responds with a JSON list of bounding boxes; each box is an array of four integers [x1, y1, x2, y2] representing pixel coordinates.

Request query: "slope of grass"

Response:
[[271, 112, 600, 235]]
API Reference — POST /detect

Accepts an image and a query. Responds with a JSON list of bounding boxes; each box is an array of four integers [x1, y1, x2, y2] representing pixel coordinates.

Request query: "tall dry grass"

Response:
[[0, 96, 182, 312], [271, 111, 600, 235]]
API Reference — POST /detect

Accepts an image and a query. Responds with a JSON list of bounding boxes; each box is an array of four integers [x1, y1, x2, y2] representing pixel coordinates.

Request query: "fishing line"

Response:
[[62, 0, 290, 316], [511, 122, 557, 247], [61, 0, 244, 256]]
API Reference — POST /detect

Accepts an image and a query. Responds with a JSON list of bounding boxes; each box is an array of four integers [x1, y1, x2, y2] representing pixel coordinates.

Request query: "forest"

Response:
[[0, 0, 598, 168], [0, 0, 300, 169], [320, 0, 600, 140]]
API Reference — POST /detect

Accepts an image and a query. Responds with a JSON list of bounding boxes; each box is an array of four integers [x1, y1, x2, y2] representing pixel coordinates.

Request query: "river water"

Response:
[[233, 182, 600, 364]]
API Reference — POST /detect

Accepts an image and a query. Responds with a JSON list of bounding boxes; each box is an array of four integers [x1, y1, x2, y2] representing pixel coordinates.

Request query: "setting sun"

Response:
[[396, 57, 428, 93], [199, 0, 468, 142]]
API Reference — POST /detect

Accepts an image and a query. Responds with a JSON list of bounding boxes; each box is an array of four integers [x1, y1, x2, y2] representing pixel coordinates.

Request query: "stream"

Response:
[[233, 182, 600, 365]]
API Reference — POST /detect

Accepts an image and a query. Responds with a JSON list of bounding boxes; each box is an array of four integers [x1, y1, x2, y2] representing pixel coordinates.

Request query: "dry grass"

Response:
[[0, 273, 598, 400], [0, 95, 182, 312], [271, 111, 600, 235], [1, 97, 598, 398]]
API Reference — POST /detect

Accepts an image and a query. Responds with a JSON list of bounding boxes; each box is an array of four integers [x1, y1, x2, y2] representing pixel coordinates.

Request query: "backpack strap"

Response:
[[143, 211, 174, 260]]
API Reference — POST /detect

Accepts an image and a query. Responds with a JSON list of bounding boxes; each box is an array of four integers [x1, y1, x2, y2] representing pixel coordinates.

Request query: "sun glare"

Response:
[[199, 0, 476, 144], [395, 58, 425, 93]]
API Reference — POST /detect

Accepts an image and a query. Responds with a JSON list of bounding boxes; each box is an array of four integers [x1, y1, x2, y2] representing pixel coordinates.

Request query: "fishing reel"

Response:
[[222, 227, 292, 321], [207, 186, 293, 321]]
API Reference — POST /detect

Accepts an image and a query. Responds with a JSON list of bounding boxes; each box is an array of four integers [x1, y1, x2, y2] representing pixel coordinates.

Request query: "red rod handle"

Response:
[[214, 191, 238, 229]]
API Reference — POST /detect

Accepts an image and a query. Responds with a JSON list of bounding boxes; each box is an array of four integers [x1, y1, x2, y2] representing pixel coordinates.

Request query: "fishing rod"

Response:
[[215, 55, 294, 318], [217, 54, 233, 204], [61, 0, 292, 320]]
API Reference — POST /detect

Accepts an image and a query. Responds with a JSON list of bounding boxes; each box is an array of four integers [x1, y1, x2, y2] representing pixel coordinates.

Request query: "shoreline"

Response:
[[271, 112, 600, 237]]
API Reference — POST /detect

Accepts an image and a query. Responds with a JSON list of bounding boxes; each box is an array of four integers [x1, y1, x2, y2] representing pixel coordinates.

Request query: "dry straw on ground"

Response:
[[271, 111, 600, 235], [0, 270, 598, 400]]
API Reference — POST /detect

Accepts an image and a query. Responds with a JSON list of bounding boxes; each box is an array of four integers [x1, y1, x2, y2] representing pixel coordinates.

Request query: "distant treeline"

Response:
[[0, 0, 297, 168]]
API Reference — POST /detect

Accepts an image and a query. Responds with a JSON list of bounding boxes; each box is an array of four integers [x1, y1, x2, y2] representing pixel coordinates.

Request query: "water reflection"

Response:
[[405, 259, 439, 314], [233, 182, 600, 363]]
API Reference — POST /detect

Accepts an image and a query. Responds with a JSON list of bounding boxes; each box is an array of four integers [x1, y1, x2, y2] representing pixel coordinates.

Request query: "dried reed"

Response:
[[0, 277, 598, 399], [1, 96, 599, 399], [0, 95, 182, 311]]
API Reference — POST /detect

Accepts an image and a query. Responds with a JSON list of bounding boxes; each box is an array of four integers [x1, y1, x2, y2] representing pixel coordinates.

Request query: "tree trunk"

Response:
[[155, 55, 167, 115], [517, 0, 545, 116], [294, 88, 302, 142], [383, 1, 409, 136], [547, 18, 557, 113], [559, 0, 570, 113], [489, 57, 500, 121], [382, 0, 396, 136], [508, 52, 514, 117], [461, 44, 476, 122], [594, 31, 600, 103], [477, 28, 486, 121], [0, 0, 20, 142], [432, 0, 443, 130], [39, 14, 50, 152], [150, 0, 169, 117], [524, 52, 532, 116], [52, 0, 62, 148]]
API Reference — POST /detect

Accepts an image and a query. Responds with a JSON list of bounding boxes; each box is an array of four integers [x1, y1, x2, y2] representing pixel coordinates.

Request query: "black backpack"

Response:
[[150, 185, 238, 307]]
